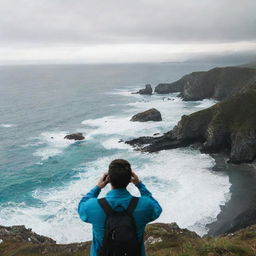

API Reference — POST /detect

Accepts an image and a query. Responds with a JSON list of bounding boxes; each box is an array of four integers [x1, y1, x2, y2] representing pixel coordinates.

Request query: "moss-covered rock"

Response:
[[145, 223, 256, 256]]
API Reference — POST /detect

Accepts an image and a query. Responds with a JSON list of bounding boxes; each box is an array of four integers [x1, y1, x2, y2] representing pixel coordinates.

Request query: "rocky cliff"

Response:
[[127, 89, 256, 164], [1, 223, 256, 256], [155, 67, 256, 101]]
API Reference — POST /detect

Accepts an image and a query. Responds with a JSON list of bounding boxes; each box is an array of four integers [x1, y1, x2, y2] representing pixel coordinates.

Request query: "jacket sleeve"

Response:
[[77, 185, 101, 223], [135, 182, 162, 222]]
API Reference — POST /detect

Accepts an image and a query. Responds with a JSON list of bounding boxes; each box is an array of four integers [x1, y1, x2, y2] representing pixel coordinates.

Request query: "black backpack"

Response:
[[97, 196, 141, 256]]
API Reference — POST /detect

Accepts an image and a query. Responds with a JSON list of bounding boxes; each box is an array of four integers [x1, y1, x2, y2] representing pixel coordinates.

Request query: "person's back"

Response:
[[78, 159, 162, 256]]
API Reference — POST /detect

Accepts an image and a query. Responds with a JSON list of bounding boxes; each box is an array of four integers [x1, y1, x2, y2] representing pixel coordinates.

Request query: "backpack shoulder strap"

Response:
[[126, 196, 139, 214], [98, 198, 115, 216]]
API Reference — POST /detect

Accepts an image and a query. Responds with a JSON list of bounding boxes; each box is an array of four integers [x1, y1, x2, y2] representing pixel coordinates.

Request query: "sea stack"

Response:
[[136, 84, 153, 95], [130, 108, 162, 122]]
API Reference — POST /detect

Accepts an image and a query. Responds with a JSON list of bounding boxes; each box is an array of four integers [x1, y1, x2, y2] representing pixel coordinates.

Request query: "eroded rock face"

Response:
[[137, 84, 153, 95], [155, 67, 256, 101], [154, 72, 202, 94], [127, 90, 256, 164], [130, 108, 162, 122], [230, 129, 256, 164], [64, 132, 85, 140]]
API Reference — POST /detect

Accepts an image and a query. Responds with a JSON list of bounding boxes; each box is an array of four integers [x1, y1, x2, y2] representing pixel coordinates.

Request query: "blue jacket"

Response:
[[78, 182, 162, 256]]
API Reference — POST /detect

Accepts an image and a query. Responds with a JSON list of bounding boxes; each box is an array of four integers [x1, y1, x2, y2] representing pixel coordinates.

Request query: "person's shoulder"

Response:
[[84, 197, 100, 208], [137, 196, 154, 208]]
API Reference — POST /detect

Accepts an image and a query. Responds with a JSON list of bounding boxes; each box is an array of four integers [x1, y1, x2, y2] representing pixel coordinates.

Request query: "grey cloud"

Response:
[[0, 0, 255, 45]]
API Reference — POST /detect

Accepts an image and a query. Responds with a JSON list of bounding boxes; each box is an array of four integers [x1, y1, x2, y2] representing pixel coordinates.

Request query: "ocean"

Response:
[[0, 62, 231, 243]]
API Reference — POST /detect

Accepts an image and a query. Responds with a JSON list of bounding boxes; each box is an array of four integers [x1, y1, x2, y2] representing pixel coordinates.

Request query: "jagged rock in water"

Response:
[[154, 67, 256, 101], [64, 132, 85, 140], [130, 108, 162, 122], [134, 84, 153, 95], [127, 90, 256, 164]]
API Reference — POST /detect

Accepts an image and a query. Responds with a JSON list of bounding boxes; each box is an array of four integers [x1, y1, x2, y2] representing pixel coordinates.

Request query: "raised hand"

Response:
[[130, 171, 141, 185], [97, 173, 109, 189]]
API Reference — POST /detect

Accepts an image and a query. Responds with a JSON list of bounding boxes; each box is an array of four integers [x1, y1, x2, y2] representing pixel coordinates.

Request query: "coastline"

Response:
[[206, 153, 256, 236]]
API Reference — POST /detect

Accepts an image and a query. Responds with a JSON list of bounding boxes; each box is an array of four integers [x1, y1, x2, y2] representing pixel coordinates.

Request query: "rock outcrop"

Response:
[[154, 73, 195, 94], [130, 108, 162, 122], [154, 67, 256, 101], [136, 84, 153, 95], [0, 225, 91, 256], [0, 225, 55, 244], [127, 90, 256, 164], [1, 223, 256, 256], [64, 132, 85, 140]]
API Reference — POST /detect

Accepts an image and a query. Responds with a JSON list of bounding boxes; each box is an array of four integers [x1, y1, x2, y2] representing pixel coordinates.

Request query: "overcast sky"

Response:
[[0, 0, 255, 64]]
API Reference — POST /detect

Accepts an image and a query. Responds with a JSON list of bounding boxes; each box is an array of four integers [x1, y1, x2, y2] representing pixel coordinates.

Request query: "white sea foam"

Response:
[[33, 131, 77, 160], [0, 90, 230, 243], [105, 88, 142, 97], [0, 123, 15, 128], [0, 149, 230, 243], [194, 99, 218, 108], [81, 92, 215, 142], [82, 115, 164, 139], [81, 95, 180, 140], [102, 138, 132, 150]]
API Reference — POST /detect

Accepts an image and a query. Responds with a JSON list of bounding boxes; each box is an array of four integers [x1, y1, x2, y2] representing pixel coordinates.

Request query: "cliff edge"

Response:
[[155, 67, 256, 101], [1, 223, 256, 256], [127, 89, 256, 164]]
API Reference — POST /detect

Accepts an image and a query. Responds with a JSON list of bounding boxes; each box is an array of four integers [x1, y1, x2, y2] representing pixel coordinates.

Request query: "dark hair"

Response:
[[108, 159, 132, 189]]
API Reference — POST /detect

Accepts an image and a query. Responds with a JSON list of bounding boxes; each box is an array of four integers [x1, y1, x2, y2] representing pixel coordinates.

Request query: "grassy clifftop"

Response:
[[1, 223, 256, 256], [145, 223, 256, 256]]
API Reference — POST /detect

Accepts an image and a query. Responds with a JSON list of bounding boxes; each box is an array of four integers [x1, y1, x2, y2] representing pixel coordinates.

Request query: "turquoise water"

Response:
[[0, 63, 231, 243]]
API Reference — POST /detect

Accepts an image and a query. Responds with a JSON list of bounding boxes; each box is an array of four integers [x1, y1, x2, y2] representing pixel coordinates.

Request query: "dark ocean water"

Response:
[[0, 63, 231, 243]]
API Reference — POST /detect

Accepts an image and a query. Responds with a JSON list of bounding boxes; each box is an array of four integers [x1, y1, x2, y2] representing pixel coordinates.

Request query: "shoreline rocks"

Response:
[[64, 132, 85, 140], [154, 67, 256, 101], [127, 90, 256, 164], [130, 108, 162, 122]]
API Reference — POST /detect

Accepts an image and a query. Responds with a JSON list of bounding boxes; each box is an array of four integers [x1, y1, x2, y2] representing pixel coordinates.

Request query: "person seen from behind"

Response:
[[78, 159, 162, 256]]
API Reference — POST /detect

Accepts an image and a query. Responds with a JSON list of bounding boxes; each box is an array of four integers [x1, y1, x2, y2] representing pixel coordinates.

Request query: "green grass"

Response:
[[1, 224, 256, 256]]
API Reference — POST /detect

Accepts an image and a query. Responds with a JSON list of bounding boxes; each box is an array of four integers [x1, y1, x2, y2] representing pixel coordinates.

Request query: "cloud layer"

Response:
[[0, 0, 255, 63]]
